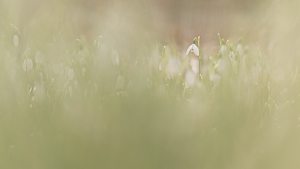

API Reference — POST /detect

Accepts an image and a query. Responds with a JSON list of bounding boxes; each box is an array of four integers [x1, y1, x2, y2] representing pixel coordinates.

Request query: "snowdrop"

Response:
[[23, 58, 33, 72], [220, 45, 228, 57], [216, 57, 229, 75], [186, 44, 199, 56], [68, 86, 73, 96], [228, 51, 235, 60], [229, 51, 237, 73]]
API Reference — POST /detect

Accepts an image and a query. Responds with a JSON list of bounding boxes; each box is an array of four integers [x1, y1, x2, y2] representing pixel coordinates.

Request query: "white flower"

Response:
[[220, 45, 228, 57], [13, 35, 19, 47], [22, 58, 33, 72], [186, 44, 199, 56], [217, 58, 228, 75], [229, 51, 235, 60]]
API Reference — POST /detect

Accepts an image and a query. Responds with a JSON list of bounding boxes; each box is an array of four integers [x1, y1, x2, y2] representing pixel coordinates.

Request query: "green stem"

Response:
[[197, 36, 202, 80]]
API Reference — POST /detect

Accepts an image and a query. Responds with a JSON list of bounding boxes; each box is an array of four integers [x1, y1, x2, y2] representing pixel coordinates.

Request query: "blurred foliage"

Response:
[[1, 0, 300, 169]]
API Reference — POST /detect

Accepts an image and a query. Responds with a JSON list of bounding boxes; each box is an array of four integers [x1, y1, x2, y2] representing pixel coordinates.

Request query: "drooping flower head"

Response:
[[186, 37, 199, 56]]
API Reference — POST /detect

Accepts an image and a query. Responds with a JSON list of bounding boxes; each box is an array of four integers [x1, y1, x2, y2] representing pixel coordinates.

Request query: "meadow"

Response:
[[1, 0, 300, 169]]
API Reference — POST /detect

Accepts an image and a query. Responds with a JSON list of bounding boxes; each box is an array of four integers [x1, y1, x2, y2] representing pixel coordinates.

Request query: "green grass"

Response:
[[1, 1, 300, 169]]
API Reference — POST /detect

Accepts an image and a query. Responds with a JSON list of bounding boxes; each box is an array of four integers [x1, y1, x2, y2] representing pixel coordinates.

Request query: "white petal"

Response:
[[229, 51, 235, 60], [220, 45, 228, 57], [192, 44, 199, 56], [186, 44, 193, 55]]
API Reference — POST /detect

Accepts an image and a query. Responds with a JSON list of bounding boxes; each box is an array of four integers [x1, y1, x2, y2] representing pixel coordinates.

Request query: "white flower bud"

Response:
[[186, 44, 199, 56], [220, 45, 228, 57]]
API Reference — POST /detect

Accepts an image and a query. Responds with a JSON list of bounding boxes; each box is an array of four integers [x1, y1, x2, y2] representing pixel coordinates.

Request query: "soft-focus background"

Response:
[[1, 0, 300, 169]]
